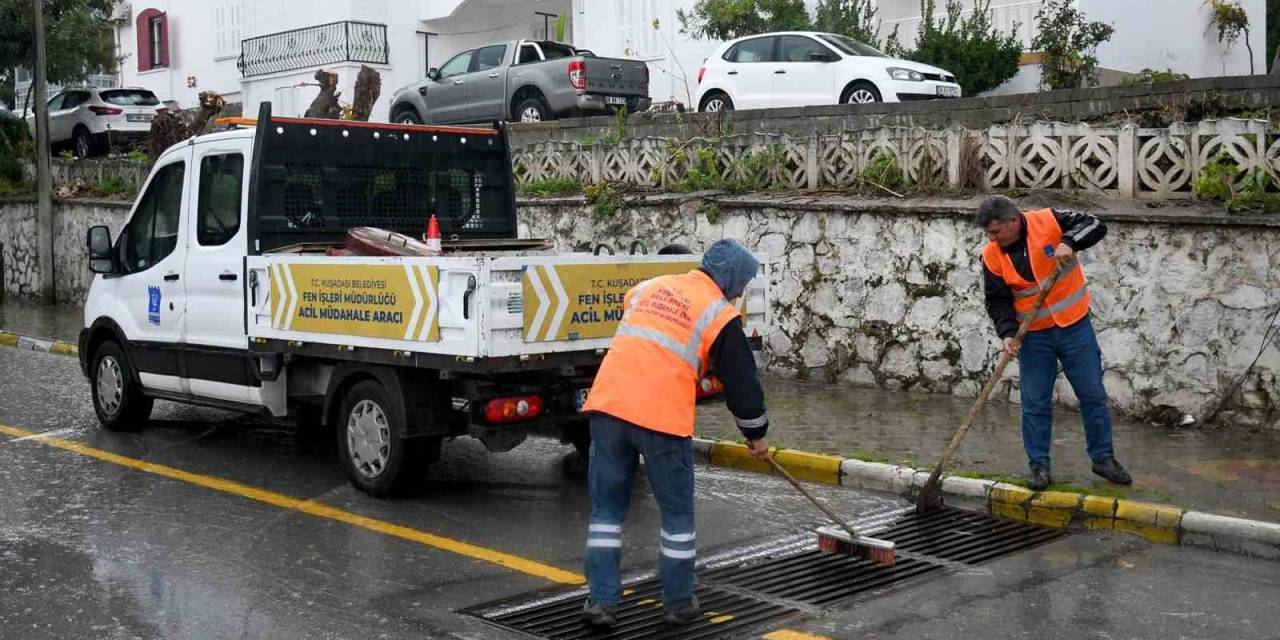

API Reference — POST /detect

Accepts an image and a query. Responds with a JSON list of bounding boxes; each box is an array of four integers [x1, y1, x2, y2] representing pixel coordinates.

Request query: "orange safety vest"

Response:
[[583, 270, 742, 437], [981, 208, 1091, 332]]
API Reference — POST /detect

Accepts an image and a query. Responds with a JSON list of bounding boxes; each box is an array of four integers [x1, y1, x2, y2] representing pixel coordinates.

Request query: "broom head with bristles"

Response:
[[816, 525, 897, 567]]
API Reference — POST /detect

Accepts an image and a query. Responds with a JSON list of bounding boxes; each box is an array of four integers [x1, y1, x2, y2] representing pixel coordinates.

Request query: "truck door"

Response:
[[468, 44, 509, 121], [181, 138, 257, 404], [428, 49, 475, 124], [111, 149, 192, 394]]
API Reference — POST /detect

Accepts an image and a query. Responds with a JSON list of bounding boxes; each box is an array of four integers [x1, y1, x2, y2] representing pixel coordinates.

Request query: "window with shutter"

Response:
[[136, 9, 169, 71]]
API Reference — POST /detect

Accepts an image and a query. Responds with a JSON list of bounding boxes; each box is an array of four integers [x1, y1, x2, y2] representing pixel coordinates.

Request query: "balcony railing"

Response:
[[880, 1, 1043, 50], [238, 21, 388, 78]]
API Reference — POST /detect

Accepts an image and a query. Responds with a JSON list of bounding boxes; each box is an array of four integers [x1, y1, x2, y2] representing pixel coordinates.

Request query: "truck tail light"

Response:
[[696, 375, 724, 399], [569, 60, 586, 91], [697, 66, 705, 84], [484, 395, 544, 424], [89, 106, 123, 116]]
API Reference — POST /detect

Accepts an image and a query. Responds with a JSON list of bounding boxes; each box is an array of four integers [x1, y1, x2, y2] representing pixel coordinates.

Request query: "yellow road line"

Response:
[[762, 630, 834, 640], [0, 424, 585, 585]]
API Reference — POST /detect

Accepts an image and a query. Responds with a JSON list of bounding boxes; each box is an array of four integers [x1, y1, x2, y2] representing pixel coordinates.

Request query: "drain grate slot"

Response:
[[463, 507, 1067, 639]]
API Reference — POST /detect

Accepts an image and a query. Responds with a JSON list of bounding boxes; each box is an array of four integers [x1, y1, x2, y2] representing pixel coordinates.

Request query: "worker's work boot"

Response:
[[1092, 457, 1133, 485], [1028, 466, 1052, 491], [581, 600, 618, 628], [662, 595, 701, 625]]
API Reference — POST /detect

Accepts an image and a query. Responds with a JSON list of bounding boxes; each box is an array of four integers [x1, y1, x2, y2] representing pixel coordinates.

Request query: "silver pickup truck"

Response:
[[389, 40, 650, 125]]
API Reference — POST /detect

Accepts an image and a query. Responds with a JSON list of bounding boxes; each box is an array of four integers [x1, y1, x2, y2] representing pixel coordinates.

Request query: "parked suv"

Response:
[[389, 40, 650, 125], [22, 87, 164, 158], [695, 31, 961, 112]]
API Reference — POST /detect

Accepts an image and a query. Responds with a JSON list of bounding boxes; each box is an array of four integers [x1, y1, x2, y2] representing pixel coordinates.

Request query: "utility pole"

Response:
[[32, 0, 54, 304]]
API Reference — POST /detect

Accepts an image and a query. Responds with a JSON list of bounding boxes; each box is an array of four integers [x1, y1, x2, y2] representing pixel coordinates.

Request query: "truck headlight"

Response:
[[887, 67, 924, 82]]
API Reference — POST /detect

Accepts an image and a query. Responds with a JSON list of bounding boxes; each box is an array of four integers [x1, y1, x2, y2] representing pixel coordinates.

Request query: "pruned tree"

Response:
[[304, 70, 342, 119], [677, 0, 810, 41], [351, 65, 381, 122], [189, 91, 227, 135]]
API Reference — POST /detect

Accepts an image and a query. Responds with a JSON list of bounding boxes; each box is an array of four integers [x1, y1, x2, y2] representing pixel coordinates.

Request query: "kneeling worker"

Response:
[[580, 239, 770, 628]]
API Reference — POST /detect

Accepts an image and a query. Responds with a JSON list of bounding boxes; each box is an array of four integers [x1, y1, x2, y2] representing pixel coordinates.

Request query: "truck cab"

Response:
[[80, 105, 768, 497]]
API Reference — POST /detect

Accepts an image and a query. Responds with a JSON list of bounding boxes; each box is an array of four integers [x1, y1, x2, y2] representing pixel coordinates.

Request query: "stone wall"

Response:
[[0, 197, 131, 302], [517, 194, 1280, 431], [508, 75, 1280, 148]]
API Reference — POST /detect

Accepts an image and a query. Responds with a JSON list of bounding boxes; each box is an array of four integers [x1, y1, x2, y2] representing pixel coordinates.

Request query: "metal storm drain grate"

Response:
[[463, 507, 1067, 639]]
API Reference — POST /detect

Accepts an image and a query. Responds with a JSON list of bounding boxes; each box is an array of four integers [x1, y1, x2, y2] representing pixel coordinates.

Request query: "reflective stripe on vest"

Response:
[[1030, 283, 1089, 321], [1011, 258, 1080, 300], [614, 297, 729, 374]]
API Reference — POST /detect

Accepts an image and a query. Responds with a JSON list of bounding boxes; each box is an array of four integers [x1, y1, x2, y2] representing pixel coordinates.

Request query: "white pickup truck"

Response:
[[79, 104, 768, 496]]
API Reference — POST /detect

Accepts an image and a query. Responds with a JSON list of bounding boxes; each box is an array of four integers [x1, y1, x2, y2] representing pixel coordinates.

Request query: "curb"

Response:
[[692, 437, 1280, 560], [0, 331, 78, 357]]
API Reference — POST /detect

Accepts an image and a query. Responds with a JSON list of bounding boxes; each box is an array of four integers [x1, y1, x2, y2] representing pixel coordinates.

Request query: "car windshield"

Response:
[[100, 89, 161, 106], [817, 34, 887, 58]]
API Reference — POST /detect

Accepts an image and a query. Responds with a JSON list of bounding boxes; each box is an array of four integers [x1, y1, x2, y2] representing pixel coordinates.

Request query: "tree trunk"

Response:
[[304, 70, 342, 119], [351, 65, 382, 122], [187, 91, 227, 136]]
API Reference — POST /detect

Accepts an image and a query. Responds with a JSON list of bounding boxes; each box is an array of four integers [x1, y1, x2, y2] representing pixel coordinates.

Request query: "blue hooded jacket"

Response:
[[700, 239, 759, 300]]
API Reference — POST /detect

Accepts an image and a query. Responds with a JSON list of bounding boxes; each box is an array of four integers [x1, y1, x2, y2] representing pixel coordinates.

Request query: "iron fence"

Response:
[[238, 21, 388, 77]]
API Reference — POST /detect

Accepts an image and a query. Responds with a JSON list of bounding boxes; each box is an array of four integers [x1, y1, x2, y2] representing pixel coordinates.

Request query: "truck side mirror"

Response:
[[87, 225, 115, 274], [427, 68, 440, 82]]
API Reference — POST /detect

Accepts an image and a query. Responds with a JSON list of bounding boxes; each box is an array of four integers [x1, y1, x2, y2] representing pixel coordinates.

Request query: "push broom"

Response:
[[916, 262, 1065, 512], [766, 454, 897, 567]]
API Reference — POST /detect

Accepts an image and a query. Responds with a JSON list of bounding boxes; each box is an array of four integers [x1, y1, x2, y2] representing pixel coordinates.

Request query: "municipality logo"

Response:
[[147, 286, 162, 326]]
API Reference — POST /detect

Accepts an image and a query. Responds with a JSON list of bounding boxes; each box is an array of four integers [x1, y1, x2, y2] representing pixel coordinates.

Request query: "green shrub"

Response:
[[521, 177, 582, 197], [862, 150, 903, 190], [584, 182, 622, 218], [1033, 0, 1116, 90], [1120, 68, 1191, 85], [887, 0, 1023, 97], [1193, 152, 1280, 214]]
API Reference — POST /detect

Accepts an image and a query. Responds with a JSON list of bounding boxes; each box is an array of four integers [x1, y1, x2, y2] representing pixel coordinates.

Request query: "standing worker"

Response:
[[580, 239, 770, 628], [976, 195, 1132, 491]]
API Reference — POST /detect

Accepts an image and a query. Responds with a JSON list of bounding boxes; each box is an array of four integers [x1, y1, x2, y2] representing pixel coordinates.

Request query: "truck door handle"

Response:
[[727, 71, 738, 75], [488, 72, 500, 78], [453, 80, 465, 85], [219, 272, 238, 281], [163, 273, 180, 281], [774, 70, 787, 74], [462, 275, 477, 320]]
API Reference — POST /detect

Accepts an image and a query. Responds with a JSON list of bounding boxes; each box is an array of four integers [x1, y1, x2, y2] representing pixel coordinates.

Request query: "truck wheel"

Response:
[[336, 380, 440, 497], [515, 96, 552, 123], [90, 341, 153, 431], [392, 108, 422, 125]]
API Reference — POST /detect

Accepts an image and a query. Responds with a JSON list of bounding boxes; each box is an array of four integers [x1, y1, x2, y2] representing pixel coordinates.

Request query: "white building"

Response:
[[15, 0, 573, 119], [572, 0, 1267, 105]]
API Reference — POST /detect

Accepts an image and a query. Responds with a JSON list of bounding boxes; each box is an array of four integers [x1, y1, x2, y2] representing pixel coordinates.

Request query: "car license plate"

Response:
[[127, 114, 152, 123], [575, 388, 590, 411], [936, 86, 960, 98], [604, 96, 627, 106]]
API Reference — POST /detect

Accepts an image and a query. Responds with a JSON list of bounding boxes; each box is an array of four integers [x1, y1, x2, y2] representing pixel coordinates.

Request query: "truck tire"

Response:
[[515, 96, 552, 123], [336, 379, 440, 497], [90, 341, 153, 431], [392, 107, 422, 125]]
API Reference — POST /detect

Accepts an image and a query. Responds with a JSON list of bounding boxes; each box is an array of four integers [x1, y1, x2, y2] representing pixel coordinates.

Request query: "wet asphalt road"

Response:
[[1, 346, 1278, 640]]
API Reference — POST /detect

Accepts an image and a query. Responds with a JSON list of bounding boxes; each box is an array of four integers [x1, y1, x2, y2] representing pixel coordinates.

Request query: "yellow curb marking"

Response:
[[0, 423, 585, 585], [0, 332, 17, 347], [709, 442, 842, 485]]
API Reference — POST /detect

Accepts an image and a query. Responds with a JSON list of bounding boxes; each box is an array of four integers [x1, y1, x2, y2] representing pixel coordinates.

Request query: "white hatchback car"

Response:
[[23, 87, 164, 158], [695, 31, 961, 111]]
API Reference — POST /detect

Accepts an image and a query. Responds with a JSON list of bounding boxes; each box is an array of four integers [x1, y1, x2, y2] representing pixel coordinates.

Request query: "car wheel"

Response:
[[336, 380, 441, 498], [844, 82, 882, 105], [515, 96, 551, 123], [393, 108, 422, 125], [91, 341, 153, 431], [73, 127, 96, 159], [700, 92, 734, 113]]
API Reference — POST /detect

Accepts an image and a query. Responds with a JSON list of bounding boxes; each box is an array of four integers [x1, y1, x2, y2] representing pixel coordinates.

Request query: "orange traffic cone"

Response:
[[424, 214, 442, 256]]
